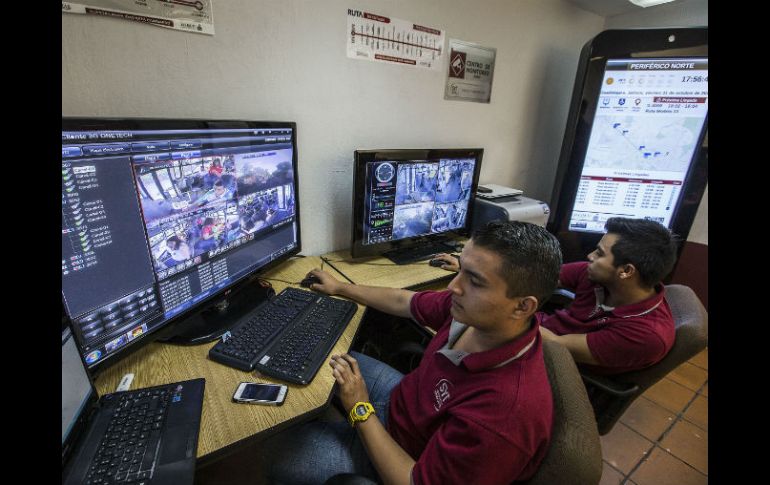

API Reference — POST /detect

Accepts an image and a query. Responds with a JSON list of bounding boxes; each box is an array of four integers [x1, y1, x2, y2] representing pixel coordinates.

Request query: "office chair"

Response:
[[323, 340, 602, 485], [526, 339, 602, 485], [574, 284, 709, 435]]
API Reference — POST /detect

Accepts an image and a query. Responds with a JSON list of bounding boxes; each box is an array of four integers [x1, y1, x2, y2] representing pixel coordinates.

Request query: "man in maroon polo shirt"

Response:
[[267, 221, 562, 485], [537, 217, 679, 375]]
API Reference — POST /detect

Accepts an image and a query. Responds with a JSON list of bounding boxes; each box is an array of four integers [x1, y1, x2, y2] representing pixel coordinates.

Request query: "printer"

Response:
[[471, 194, 550, 231]]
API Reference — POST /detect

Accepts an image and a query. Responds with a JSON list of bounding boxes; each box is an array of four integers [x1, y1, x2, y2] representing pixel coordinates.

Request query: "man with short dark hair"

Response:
[[538, 217, 679, 375], [267, 221, 562, 485]]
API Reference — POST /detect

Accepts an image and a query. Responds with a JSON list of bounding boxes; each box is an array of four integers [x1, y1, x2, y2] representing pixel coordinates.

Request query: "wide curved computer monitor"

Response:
[[61, 118, 301, 373], [351, 148, 483, 264]]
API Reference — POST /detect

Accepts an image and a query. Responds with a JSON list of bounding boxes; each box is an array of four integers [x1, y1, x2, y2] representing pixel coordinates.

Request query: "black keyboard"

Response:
[[87, 386, 173, 484], [208, 287, 358, 385]]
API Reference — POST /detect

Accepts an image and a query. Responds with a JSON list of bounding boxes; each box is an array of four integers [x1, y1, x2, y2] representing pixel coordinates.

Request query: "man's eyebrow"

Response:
[[463, 267, 487, 283]]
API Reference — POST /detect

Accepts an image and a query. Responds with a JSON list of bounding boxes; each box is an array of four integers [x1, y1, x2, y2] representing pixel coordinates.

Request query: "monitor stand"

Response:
[[382, 239, 458, 265], [157, 279, 275, 345]]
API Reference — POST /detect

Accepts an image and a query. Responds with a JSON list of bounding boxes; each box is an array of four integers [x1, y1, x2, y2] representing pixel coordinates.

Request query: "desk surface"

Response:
[[321, 249, 458, 290], [93, 256, 364, 464]]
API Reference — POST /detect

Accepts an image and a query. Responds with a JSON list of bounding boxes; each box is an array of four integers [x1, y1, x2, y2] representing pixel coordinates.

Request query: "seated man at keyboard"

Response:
[[537, 217, 679, 374], [266, 221, 562, 485]]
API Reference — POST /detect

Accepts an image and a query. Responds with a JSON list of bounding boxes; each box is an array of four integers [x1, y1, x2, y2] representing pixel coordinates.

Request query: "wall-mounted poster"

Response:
[[445, 40, 496, 103], [346, 8, 445, 70], [62, 0, 215, 35]]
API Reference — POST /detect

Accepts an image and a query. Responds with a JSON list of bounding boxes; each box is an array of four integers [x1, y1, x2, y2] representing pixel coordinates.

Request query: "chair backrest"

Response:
[[580, 284, 708, 435], [525, 340, 602, 485]]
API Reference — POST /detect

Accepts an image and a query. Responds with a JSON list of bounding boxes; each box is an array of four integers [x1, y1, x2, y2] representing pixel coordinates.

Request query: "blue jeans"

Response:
[[265, 352, 404, 484]]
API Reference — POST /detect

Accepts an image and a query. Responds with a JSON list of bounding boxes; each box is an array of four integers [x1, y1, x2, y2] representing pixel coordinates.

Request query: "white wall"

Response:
[[62, 0, 604, 255], [605, 0, 708, 245]]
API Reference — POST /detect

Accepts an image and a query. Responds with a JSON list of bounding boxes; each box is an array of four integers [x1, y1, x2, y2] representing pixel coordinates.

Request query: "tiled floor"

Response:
[[599, 348, 708, 485]]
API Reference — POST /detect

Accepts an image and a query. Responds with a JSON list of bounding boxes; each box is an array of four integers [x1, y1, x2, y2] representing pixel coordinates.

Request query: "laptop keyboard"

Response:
[[85, 387, 172, 484]]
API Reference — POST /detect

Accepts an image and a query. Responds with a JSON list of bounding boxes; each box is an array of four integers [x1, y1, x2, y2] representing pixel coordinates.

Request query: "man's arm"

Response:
[[356, 414, 415, 485], [306, 269, 415, 318], [539, 327, 600, 365]]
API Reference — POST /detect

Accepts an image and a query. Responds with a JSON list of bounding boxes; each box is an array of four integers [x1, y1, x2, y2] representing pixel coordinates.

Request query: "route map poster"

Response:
[[346, 8, 445, 70], [568, 58, 708, 233], [62, 0, 215, 35], [444, 39, 496, 103]]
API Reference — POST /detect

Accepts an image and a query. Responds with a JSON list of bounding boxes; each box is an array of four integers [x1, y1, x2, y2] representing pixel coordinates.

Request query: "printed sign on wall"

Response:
[[445, 40, 496, 103], [346, 8, 445, 70], [62, 0, 215, 35]]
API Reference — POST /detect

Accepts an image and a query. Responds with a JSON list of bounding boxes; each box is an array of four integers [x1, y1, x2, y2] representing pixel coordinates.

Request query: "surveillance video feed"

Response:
[[395, 163, 438, 204], [393, 202, 434, 239], [435, 159, 474, 203], [134, 149, 296, 274], [364, 157, 477, 244], [431, 201, 468, 232]]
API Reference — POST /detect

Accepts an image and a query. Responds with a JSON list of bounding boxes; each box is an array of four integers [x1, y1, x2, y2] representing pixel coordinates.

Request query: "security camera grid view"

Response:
[[364, 158, 475, 244], [135, 151, 296, 275]]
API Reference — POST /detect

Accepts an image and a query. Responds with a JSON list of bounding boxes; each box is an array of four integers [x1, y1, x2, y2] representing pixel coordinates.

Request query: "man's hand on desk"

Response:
[[304, 269, 344, 295], [431, 253, 460, 272]]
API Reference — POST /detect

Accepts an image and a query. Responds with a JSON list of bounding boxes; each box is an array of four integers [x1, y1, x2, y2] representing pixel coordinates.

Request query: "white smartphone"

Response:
[[232, 382, 288, 405]]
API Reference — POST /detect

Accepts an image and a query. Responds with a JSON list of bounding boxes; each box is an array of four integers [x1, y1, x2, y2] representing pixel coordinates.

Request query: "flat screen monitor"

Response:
[[351, 149, 483, 262], [61, 118, 301, 372]]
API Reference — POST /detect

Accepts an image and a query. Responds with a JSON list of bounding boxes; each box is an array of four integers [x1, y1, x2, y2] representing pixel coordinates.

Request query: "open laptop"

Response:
[[62, 323, 205, 485]]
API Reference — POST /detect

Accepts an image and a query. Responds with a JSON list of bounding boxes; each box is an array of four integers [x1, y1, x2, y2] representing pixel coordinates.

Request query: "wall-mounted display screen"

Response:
[[567, 58, 708, 233]]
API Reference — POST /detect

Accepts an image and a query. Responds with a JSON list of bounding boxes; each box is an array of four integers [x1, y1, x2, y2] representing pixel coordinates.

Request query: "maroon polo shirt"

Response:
[[539, 262, 675, 375], [387, 290, 553, 485]]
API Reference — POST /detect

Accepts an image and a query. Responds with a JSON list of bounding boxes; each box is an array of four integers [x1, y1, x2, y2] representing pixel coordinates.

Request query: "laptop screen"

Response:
[[62, 326, 95, 445]]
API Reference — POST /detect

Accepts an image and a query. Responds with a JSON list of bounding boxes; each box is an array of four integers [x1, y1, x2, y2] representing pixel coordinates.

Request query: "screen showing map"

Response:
[[568, 58, 708, 233]]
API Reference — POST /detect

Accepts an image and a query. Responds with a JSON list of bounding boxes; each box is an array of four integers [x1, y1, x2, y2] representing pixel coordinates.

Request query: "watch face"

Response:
[[356, 405, 368, 416]]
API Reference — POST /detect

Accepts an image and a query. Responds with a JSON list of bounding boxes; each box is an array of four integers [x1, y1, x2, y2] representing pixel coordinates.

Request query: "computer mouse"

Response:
[[300, 275, 321, 288], [428, 258, 445, 267]]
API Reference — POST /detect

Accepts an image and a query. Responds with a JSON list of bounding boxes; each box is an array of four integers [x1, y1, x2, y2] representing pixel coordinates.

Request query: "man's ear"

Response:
[[617, 263, 637, 280], [512, 296, 539, 319]]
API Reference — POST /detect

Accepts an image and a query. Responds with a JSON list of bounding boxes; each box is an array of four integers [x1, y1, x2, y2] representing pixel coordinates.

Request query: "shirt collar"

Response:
[[437, 315, 542, 372], [595, 283, 667, 318]]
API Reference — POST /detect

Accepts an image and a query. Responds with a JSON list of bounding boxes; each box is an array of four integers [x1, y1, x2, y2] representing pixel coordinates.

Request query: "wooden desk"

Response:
[[93, 256, 364, 465], [321, 249, 458, 290]]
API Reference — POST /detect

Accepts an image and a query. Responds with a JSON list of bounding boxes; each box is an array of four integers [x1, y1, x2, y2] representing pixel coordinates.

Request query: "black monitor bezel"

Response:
[[61, 117, 302, 373], [350, 148, 483, 259]]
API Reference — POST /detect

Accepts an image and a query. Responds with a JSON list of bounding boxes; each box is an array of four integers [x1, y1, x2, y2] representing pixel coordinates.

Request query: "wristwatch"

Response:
[[348, 401, 376, 427]]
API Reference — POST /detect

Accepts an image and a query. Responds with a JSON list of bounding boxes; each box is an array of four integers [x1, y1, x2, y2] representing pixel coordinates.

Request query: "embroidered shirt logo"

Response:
[[433, 379, 453, 411]]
